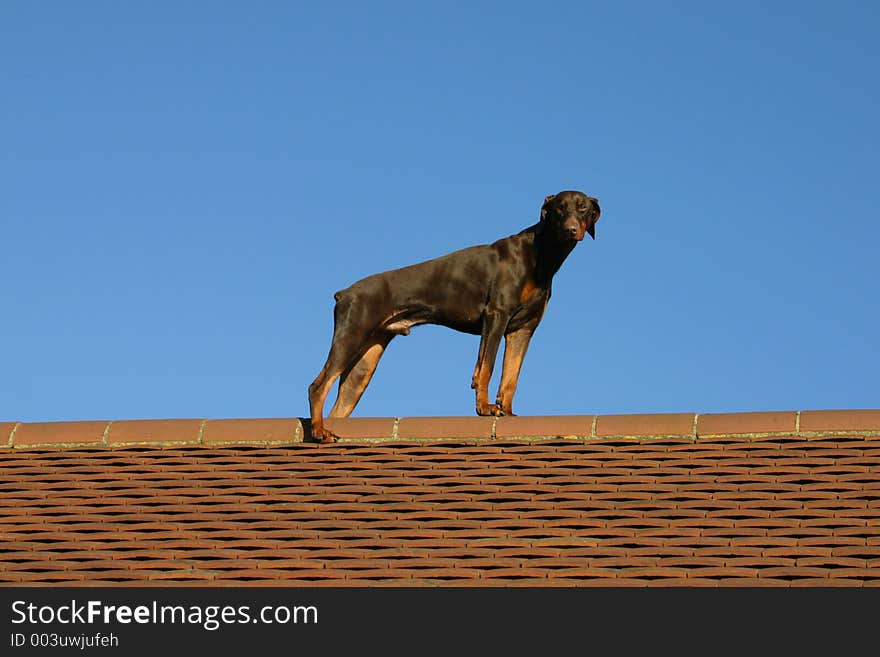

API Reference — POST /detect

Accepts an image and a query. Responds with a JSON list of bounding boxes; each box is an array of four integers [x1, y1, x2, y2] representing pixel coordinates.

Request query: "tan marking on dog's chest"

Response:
[[519, 278, 540, 304]]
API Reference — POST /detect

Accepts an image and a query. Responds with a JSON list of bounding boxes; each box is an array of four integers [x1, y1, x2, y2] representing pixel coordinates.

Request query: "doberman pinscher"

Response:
[[308, 190, 601, 442]]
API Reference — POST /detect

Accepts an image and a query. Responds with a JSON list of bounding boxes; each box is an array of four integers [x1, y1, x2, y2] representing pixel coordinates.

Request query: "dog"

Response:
[[307, 190, 601, 442]]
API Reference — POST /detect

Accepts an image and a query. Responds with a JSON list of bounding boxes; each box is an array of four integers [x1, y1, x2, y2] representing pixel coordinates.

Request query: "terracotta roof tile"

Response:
[[396, 416, 493, 440], [800, 410, 880, 432], [324, 417, 396, 441], [697, 411, 797, 436], [107, 419, 202, 445], [13, 420, 107, 447], [203, 418, 300, 445], [494, 415, 595, 439], [596, 413, 696, 437], [2, 409, 880, 586]]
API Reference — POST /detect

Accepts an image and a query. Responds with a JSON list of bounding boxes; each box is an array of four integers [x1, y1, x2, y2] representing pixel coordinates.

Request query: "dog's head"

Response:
[[540, 191, 601, 242]]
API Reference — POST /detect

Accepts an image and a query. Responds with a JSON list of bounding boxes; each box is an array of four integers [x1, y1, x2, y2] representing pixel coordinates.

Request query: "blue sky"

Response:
[[3, 2, 878, 423]]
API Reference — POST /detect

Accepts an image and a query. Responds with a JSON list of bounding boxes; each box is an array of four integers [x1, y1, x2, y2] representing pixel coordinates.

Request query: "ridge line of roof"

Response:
[[2, 410, 880, 450]]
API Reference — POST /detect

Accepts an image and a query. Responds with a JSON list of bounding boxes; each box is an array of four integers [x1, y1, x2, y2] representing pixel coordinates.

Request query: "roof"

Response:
[[2, 410, 879, 586]]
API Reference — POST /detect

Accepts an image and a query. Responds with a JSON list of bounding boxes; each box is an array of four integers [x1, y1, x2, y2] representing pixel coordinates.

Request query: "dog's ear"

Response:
[[540, 194, 556, 221], [586, 197, 600, 239]]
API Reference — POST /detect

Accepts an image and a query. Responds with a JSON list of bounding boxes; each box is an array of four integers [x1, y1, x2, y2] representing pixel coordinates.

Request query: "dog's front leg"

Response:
[[472, 308, 509, 416], [495, 327, 535, 416]]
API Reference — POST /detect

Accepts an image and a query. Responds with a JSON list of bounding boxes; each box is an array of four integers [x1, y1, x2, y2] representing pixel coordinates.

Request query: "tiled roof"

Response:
[[2, 410, 879, 586]]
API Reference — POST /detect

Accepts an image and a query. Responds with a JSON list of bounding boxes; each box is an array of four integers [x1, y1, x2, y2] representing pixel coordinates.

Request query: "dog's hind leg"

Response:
[[308, 294, 375, 442], [329, 331, 393, 418]]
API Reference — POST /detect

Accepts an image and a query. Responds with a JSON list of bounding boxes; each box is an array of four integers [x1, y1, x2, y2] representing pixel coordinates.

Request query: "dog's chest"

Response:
[[519, 276, 549, 307], [509, 280, 549, 330]]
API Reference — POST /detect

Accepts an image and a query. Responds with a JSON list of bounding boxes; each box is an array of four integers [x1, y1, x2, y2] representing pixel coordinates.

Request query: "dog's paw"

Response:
[[495, 401, 516, 417], [476, 403, 506, 417], [309, 426, 340, 444]]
